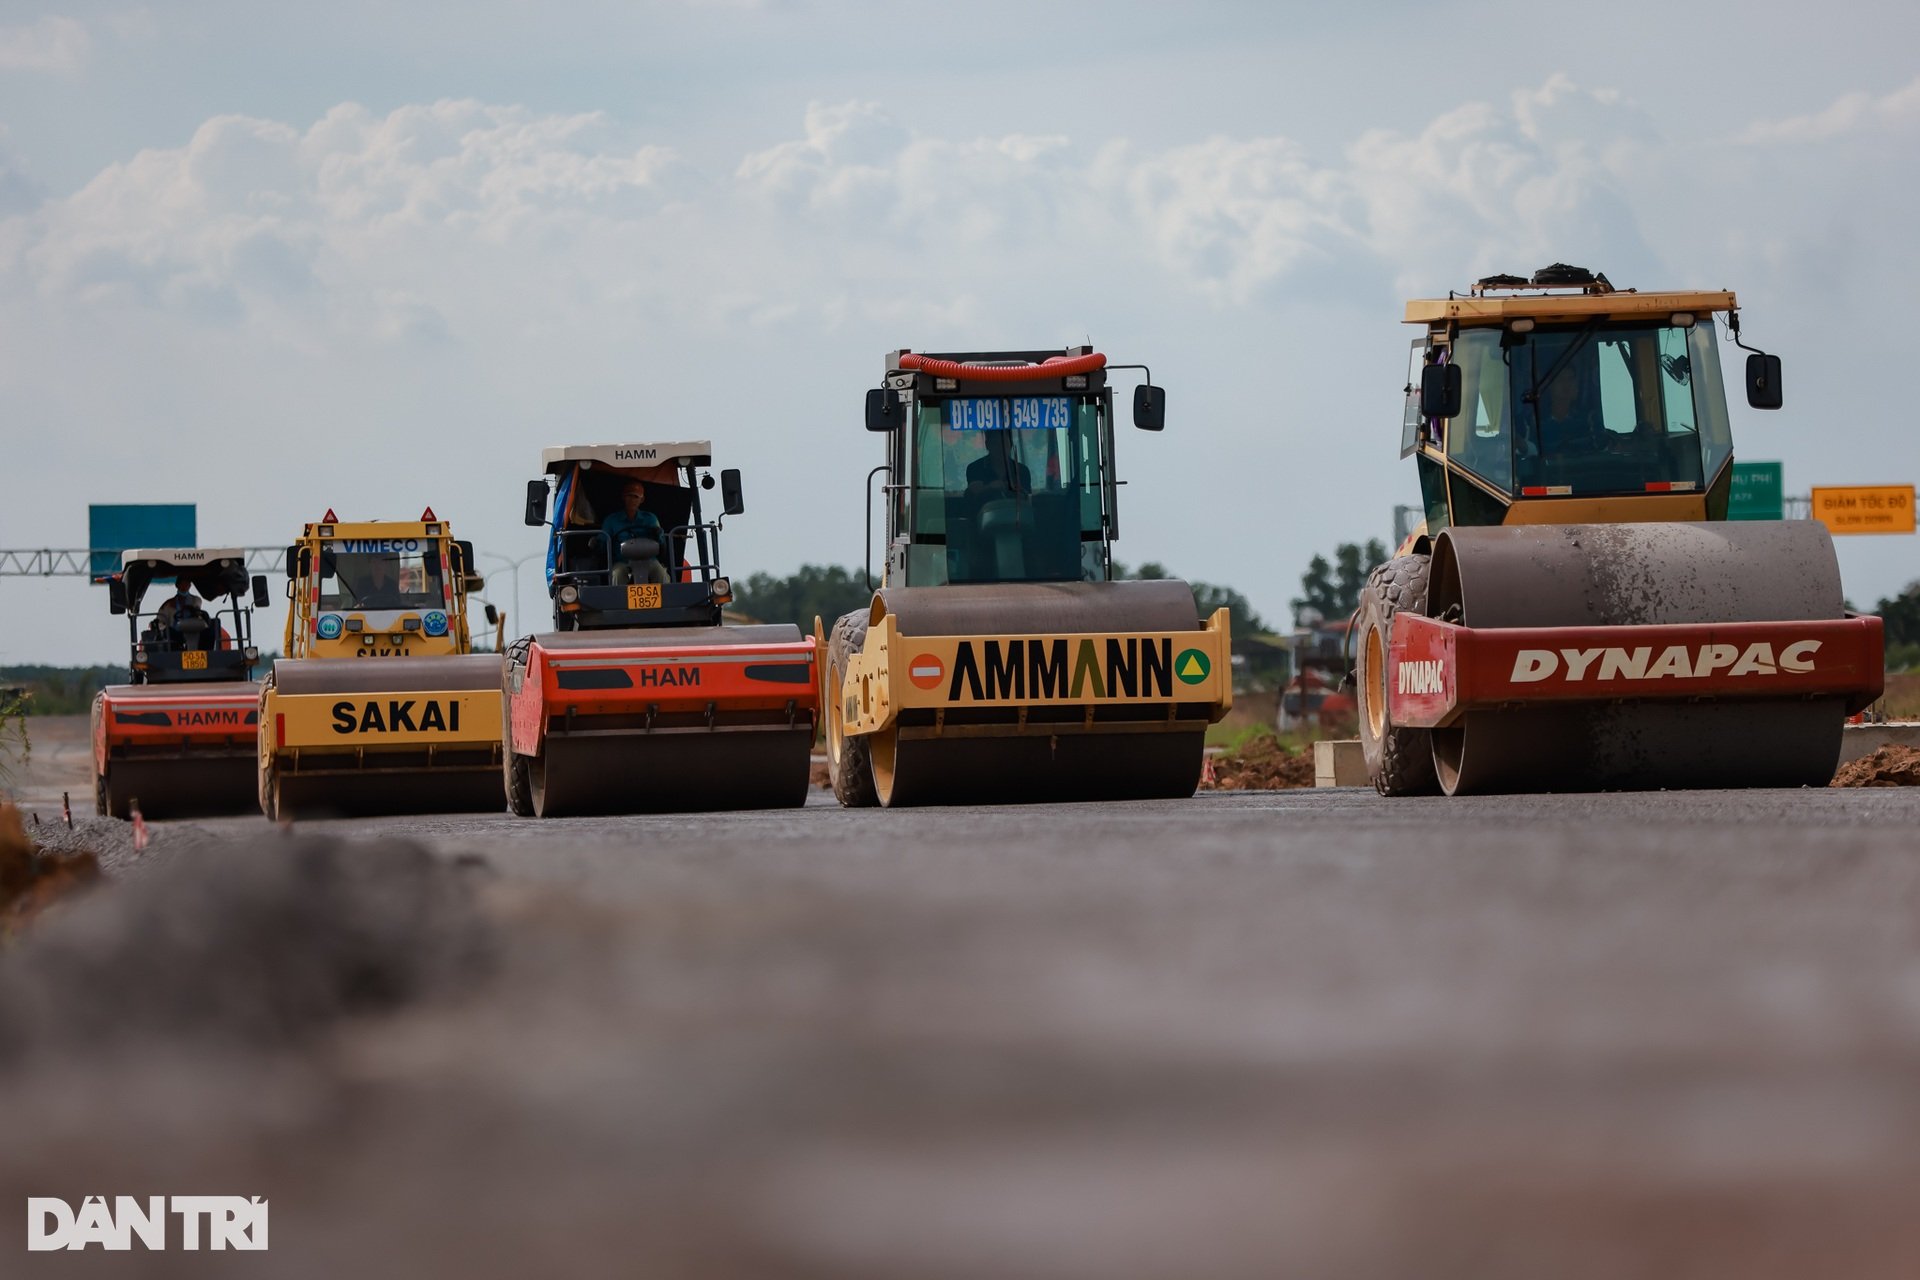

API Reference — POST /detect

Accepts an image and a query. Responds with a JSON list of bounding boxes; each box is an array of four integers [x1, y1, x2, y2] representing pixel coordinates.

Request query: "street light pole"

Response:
[[481, 551, 542, 635]]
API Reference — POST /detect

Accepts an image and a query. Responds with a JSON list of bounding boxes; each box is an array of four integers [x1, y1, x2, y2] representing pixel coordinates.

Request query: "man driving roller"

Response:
[[603, 479, 669, 586]]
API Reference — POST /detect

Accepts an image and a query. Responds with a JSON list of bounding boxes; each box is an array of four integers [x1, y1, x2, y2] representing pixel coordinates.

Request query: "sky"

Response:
[[2, 0, 1918, 665]]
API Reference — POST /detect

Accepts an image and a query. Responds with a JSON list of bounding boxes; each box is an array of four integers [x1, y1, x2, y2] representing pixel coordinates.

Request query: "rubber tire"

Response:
[[505, 752, 533, 817], [94, 768, 108, 817], [825, 611, 878, 808], [259, 765, 278, 821], [1355, 553, 1441, 797]]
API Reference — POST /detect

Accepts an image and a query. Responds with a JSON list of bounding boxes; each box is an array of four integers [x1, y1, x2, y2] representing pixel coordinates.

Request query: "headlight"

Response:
[[243, 646, 260, 662], [558, 584, 580, 605], [710, 576, 732, 601]]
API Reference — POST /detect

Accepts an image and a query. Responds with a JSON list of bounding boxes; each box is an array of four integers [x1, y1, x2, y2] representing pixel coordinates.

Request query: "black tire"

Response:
[[259, 757, 285, 821], [1355, 553, 1441, 797], [94, 768, 108, 817], [505, 752, 533, 817], [825, 611, 878, 808]]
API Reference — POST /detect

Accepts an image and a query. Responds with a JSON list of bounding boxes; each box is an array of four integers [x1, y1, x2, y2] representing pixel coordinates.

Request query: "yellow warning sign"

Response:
[[1810, 485, 1916, 535]]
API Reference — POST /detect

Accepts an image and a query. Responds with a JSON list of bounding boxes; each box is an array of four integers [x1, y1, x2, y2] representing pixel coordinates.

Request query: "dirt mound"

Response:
[[1202, 736, 1316, 791], [1831, 745, 1920, 788], [0, 833, 492, 1062], [0, 803, 100, 934]]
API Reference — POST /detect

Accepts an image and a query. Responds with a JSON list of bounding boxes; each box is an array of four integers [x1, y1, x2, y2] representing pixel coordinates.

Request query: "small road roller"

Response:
[[257, 509, 505, 818], [1357, 265, 1883, 795], [822, 347, 1233, 807], [503, 442, 816, 817], [91, 548, 272, 818]]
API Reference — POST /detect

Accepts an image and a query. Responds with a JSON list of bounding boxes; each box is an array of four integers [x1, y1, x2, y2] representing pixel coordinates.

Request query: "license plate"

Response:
[[626, 584, 662, 610], [949, 397, 1071, 432], [181, 651, 208, 670]]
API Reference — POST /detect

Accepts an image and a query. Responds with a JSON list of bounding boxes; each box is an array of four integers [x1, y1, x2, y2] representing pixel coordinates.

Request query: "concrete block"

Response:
[[1314, 738, 1368, 788], [1839, 722, 1920, 767]]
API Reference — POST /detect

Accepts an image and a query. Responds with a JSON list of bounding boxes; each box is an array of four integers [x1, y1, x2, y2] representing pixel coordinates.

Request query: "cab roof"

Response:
[[1405, 288, 1738, 326], [120, 549, 251, 602], [121, 547, 246, 570], [541, 442, 712, 473]]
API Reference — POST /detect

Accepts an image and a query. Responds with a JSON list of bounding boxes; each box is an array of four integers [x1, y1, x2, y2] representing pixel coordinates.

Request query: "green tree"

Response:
[[0, 687, 29, 790], [1291, 539, 1389, 625], [1877, 582, 1920, 648], [732, 564, 874, 629], [1114, 563, 1270, 637]]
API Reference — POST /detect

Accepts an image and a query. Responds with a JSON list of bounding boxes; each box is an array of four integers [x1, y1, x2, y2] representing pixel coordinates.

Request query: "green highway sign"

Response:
[[1728, 461, 1784, 521]]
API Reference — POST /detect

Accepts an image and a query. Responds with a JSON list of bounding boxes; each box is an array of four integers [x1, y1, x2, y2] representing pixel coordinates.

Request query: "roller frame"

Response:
[[259, 661, 506, 812], [92, 683, 262, 817], [1387, 612, 1884, 730], [506, 629, 820, 757], [838, 607, 1234, 739]]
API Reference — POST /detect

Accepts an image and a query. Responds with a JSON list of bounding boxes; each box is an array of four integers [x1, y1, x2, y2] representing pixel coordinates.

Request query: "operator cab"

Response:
[[864, 346, 1165, 588], [1404, 266, 1781, 530], [107, 548, 270, 685], [525, 442, 744, 631]]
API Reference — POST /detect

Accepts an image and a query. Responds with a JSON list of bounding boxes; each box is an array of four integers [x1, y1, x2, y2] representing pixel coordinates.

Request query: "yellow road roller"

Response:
[[1357, 265, 1883, 795], [821, 346, 1233, 807], [258, 509, 505, 818]]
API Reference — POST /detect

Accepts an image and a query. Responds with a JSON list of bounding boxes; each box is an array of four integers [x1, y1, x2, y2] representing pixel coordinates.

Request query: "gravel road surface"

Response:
[[5, 720, 1920, 1276]]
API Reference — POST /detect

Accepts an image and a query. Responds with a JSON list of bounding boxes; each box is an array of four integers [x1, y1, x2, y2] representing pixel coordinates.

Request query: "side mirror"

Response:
[[1746, 353, 1783, 410], [1420, 363, 1463, 419], [318, 550, 337, 580], [453, 540, 475, 574], [284, 545, 298, 579], [484, 603, 499, 625], [524, 479, 548, 526], [865, 387, 901, 433], [108, 578, 128, 616], [251, 575, 270, 609], [1133, 384, 1167, 431], [720, 468, 745, 515]]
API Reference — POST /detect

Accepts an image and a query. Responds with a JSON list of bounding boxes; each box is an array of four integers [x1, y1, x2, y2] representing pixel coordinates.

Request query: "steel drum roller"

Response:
[[1425, 521, 1849, 794], [866, 580, 1210, 807]]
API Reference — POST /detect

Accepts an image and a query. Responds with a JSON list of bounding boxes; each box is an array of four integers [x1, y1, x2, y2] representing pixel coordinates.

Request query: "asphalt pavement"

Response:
[[5, 732, 1920, 1276]]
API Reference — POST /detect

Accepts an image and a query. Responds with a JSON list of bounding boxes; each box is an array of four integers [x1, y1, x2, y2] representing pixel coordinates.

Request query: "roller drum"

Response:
[[102, 756, 257, 819], [868, 580, 1209, 807], [1427, 521, 1849, 794], [528, 730, 813, 817], [272, 653, 504, 694], [269, 654, 506, 817]]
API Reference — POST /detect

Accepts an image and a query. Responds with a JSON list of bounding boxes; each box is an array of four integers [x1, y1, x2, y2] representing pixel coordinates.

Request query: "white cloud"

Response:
[[0, 16, 90, 72], [1737, 76, 1920, 145], [5, 75, 1918, 666]]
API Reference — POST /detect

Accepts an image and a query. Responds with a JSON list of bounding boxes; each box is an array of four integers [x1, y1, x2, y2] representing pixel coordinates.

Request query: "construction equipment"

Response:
[[1356, 265, 1883, 795], [91, 548, 272, 818], [504, 443, 816, 816], [257, 510, 505, 818], [821, 347, 1233, 807]]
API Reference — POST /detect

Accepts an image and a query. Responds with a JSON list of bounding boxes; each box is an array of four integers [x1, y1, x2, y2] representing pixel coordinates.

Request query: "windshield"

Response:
[[320, 539, 448, 611], [910, 395, 1107, 584], [1442, 323, 1712, 496]]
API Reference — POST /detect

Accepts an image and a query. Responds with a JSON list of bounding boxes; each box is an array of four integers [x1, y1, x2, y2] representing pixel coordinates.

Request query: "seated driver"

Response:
[[603, 480, 669, 586], [153, 576, 211, 650]]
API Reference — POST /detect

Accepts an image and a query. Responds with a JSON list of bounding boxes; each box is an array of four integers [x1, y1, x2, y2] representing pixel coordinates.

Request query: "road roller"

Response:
[[258, 509, 505, 818], [91, 547, 273, 818], [821, 346, 1233, 807], [503, 442, 817, 816], [1356, 264, 1883, 795]]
